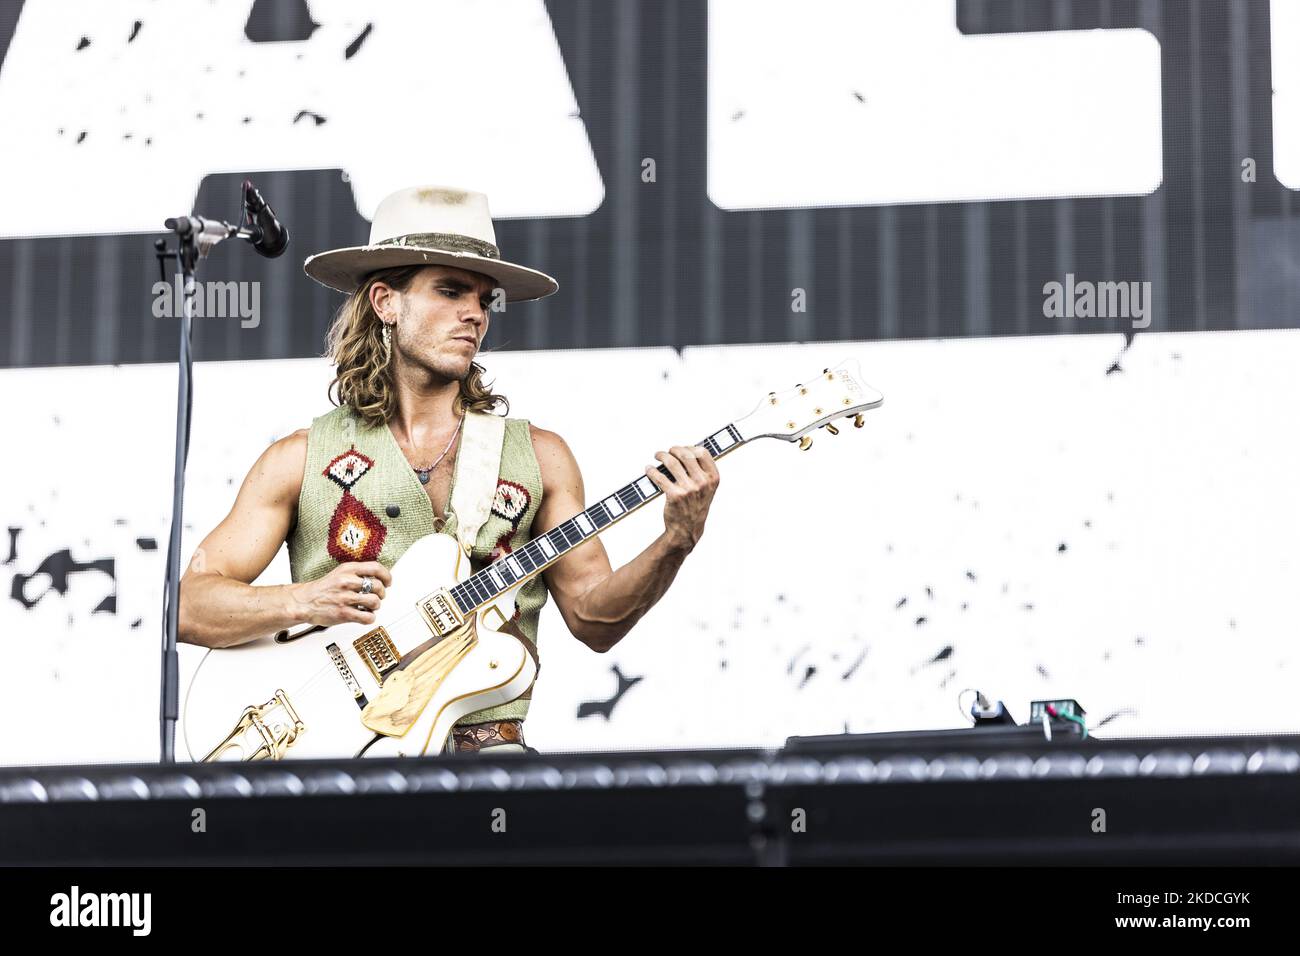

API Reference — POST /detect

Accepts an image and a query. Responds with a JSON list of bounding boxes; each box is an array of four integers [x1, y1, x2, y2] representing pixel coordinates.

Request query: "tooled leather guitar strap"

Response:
[[448, 410, 506, 556]]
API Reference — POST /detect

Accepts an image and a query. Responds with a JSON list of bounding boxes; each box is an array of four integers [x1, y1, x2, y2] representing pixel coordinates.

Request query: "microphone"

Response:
[[241, 179, 289, 258], [164, 215, 231, 243], [164, 215, 235, 260]]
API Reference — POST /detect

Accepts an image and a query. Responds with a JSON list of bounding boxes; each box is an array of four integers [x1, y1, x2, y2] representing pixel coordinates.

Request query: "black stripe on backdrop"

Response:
[[0, 0, 1294, 368]]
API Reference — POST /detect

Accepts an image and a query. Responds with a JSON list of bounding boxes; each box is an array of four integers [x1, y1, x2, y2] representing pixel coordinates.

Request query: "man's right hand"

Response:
[[288, 561, 393, 628]]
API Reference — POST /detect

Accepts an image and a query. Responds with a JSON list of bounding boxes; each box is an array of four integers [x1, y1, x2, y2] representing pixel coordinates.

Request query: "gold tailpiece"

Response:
[[203, 689, 305, 762]]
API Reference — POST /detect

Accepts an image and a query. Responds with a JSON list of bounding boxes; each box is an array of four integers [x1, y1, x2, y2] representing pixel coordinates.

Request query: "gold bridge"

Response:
[[203, 689, 304, 762], [353, 626, 400, 683]]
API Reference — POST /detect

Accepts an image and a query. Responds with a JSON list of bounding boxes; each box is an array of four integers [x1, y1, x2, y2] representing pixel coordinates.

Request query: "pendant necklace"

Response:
[[412, 411, 465, 485]]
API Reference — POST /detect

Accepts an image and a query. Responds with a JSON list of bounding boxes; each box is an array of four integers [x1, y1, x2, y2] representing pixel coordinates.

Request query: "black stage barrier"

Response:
[[1, 730, 1297, 865]]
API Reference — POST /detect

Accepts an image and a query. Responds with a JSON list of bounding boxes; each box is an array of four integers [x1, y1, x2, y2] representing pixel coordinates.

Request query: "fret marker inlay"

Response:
[[449, 421, 742, 615]]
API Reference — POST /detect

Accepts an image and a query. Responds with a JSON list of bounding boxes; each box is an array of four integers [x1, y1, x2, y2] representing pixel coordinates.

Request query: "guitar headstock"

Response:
[[733, 359, 883, 445]]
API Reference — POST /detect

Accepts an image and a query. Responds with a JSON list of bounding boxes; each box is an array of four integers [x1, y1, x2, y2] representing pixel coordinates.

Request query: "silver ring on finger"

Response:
[[358, 575, 374, 595]]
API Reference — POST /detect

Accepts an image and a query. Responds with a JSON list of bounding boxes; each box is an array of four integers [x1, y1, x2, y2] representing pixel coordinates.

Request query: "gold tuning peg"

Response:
[[822, 423, 839, 435], [798, 436, 813, 451], [853, 413, 865, 428]]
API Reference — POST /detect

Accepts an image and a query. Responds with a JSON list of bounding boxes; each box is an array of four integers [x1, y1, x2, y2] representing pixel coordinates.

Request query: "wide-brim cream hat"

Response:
[[303, 184, 558, 302]]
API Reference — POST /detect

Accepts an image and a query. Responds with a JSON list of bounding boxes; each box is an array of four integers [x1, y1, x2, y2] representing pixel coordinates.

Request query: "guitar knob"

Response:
[[853, 413, 865, 428], [823, 423, 839, 435], [798, 436, 813, 451]]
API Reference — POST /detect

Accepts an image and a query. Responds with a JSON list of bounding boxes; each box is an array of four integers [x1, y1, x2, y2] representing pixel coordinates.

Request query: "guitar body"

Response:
[[181, 532, 537, 762]]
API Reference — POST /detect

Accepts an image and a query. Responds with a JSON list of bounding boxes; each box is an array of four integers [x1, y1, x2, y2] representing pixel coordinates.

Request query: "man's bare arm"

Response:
[[533, 427, 720, 653], [178, 430, 391, 648]]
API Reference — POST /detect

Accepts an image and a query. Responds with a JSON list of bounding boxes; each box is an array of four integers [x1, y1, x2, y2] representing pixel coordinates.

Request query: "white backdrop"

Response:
[[0, 0, 602, 238], [709, 0, 1162, 208], [3, 329, 1299, 765]]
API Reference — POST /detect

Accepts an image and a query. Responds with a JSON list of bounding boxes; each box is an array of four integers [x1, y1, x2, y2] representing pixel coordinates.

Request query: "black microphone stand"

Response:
[[154, 191, 275, 764]]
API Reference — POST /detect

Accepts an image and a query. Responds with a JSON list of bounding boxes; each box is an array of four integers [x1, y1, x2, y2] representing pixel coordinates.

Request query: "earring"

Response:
[[381, 323, 392, 356]]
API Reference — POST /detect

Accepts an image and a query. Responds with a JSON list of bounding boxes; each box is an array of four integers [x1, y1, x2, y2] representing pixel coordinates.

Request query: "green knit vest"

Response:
[[286, 404, 547, 725]]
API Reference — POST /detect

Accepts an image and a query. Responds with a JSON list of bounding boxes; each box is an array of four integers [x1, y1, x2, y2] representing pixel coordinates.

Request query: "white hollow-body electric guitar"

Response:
[[182, 360, 884, 761]]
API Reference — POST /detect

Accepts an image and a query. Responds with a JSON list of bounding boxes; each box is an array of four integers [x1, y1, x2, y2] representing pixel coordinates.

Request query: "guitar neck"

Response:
[[449, 423, 746, 615]]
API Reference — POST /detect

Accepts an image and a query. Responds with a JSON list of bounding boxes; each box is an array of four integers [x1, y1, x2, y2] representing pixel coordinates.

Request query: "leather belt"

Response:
[[451, 719, 526, 753]]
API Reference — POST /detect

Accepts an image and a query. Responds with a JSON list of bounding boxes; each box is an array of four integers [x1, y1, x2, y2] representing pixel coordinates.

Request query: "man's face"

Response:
[[381, 265, 497, 378]]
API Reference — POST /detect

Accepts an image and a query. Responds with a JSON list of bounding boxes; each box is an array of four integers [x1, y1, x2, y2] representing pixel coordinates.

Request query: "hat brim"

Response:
[[303, 245, 558, 302]]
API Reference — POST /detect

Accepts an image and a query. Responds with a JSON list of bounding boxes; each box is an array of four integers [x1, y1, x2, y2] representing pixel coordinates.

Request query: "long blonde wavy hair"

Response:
[[324, 264, 509, 428]]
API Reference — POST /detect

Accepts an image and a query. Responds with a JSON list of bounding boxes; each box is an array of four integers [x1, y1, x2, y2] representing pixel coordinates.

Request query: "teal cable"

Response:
[[1058, 711, 1088, 739]]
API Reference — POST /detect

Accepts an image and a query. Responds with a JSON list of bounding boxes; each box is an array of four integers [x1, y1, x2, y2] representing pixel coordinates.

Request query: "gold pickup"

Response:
[[418, 589, 464, 637]]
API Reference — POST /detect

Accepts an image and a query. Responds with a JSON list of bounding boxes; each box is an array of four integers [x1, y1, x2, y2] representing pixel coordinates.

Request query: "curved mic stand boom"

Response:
[[155, 180, 288, 763]]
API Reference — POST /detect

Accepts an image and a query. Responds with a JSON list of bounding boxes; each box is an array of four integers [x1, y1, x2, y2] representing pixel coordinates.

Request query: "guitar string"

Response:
[[451, 430, 732, 612]]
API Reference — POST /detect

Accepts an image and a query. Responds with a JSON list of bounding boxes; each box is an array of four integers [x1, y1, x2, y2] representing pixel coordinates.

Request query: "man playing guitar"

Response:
[[178, 184, 720, 754]]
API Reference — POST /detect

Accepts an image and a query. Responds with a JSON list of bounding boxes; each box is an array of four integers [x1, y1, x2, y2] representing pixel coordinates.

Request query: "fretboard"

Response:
[[448, 423, 745, 615]]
